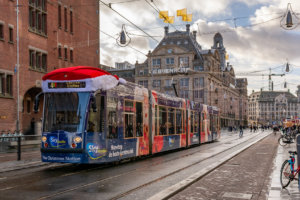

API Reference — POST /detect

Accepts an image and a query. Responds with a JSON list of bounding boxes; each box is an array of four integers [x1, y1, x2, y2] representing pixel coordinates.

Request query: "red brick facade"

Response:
[[0, 0, 99, 134]]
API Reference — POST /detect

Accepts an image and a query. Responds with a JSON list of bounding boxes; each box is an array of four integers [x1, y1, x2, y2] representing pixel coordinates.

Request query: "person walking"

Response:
[[239, 125, 243, 138]]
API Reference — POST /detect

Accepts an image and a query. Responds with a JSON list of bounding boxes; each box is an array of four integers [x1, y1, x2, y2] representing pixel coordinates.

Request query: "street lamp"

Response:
[[280, 3, 299, 30]]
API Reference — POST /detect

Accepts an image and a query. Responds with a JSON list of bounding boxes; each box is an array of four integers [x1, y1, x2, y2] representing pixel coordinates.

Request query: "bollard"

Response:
[[17, 136, 21, 161]]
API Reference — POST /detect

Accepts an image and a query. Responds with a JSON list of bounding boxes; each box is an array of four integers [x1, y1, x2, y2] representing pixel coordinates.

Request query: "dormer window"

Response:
[[162, 42, 166, 45], [167, 49, 173, 54]]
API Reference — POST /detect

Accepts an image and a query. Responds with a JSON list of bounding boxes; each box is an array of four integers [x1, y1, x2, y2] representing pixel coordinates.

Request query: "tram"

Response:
[[37, 66, 220, 164]]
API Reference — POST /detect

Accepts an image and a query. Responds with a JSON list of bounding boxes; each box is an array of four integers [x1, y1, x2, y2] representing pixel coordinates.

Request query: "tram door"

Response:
[[85, 94, 106, 158]]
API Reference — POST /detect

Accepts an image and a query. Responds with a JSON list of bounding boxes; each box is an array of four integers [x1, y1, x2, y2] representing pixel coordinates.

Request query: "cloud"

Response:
[[99, 0, 300, 94]]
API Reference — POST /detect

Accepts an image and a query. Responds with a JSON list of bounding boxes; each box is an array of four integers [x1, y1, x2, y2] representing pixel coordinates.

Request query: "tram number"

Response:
[[48, 81, 86, 89]]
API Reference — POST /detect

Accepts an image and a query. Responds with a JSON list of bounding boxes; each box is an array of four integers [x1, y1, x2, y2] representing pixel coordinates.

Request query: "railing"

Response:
[[0, 135, 41, 161]]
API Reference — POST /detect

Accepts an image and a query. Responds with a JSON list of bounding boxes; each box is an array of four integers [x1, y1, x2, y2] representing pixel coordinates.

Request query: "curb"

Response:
[[148, 132, 271, 200]]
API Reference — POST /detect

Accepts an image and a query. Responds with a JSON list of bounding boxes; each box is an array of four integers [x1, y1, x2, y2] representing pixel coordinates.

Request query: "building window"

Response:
[[138, 80, 148, 88], [0, 74, 4, 95], [166, 57, 174, 65], [58, 4, 61, 28], [0, 24, 3, 40], [194, 77, 204, 88], [194, 65, 204, 71], [29, 0, 47, 35], [8, 27, 13, 43], [165, 79, 172, 87], [152, 58, 161, 66], [0, 73, 14, 97], [64, 7, 68, 31], [70, 49, 73, 63], [6, 75, 12, 96], [58, 45, 62, 58], [152, 80, 161, 88], [180, 78, 189, 87], [70, 10, 73, 33], [180, 90, 189, 99], [29, 49, 47, 72], [194, 90, 204, 100], [64, 47, 68, 60], [179, 57, 188, 67], [42, 54, 47, 71]]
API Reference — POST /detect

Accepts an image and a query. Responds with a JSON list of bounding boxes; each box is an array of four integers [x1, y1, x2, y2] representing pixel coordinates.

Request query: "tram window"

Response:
[[99, 95, 105, 132], [124, 100, 134, 138], [87, 94, 102, 133], [136, 102, 143, 137], [210, 115, 214, 132], [159, 106, 167, 135], [190, 111, 194, 133], [168, 108, 175, 135], [155, 105, 158, 136], [176, 109, 183, 134], [201, 113, 205, 132], [107, 97, 118, 139], [194, 112, 199, 133]]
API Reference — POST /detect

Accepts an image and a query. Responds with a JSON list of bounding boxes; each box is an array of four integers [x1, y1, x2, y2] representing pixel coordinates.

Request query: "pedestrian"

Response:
[[239, 125, 243, 138], [250, 126, 252, 132]]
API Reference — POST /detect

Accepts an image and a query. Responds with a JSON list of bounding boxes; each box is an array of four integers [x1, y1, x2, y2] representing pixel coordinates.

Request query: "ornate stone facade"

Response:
[[248, 90, 299, 126], [135, 25, 248, 128]]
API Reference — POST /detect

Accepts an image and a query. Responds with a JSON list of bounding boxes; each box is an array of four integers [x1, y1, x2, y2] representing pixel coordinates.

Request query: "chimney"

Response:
[[164, 26, 169, 35], [192, 31, 197, 40], [186, 24, 190, 33]]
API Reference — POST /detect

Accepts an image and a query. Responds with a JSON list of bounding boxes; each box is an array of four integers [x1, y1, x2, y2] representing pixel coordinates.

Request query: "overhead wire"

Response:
[[144, 0, 179, 32], [99, 0, 159, 43], [100, 30, 147, 55]]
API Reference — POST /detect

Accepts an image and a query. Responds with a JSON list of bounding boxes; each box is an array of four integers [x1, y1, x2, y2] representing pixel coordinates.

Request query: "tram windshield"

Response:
[[43, 92, 90, 132]]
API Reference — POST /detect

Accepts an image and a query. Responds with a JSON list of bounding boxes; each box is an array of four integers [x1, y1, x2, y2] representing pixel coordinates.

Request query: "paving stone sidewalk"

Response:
[[170, 133, 279, 200]]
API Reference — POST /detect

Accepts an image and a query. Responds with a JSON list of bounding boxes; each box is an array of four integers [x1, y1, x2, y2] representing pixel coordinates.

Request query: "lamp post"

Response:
[[16, 0, 20, 134]]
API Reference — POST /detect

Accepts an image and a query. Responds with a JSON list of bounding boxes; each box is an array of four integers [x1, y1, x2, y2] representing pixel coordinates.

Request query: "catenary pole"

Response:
[[16, 0, 20, 133]]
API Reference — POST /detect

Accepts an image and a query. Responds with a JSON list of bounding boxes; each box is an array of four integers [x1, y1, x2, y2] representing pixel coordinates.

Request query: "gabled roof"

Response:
[[152, 29, 204, 63]]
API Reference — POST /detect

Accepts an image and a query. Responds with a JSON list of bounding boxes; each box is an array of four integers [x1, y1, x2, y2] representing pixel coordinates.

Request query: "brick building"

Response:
[[0, 0, 99, 134], [135, 25, 248, 128]]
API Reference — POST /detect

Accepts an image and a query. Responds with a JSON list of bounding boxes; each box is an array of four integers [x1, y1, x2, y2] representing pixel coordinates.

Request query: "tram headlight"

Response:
[[42, 136, 47, 143], [74, 136, 82, 143]]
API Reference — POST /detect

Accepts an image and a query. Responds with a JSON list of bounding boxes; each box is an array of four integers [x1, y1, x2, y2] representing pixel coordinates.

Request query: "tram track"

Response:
[[32, 131, 269, 200]]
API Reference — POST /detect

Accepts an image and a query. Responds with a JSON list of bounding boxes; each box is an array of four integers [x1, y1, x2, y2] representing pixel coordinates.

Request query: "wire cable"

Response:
[[100, 30, 147, 56], [144, 0, 178, 32], [99, 0, 159, 43]]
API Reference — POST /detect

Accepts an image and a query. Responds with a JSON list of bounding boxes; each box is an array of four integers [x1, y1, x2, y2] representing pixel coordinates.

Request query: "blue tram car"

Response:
[[38, 66, 220, 164]]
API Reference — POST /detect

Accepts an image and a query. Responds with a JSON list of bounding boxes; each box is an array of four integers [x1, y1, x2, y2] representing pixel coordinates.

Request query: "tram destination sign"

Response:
[[48, 81, 86, 89]]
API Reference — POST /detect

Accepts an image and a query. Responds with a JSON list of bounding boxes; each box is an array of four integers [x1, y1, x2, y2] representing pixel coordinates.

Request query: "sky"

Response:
[[99, 0, 300, 95]]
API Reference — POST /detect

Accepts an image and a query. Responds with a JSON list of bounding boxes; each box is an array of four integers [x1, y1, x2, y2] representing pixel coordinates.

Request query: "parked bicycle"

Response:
[[280, 151, 299, 188], [278, 130, 297, 146]]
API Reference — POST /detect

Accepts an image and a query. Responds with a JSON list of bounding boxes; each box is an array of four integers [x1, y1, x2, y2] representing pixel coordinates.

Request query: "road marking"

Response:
[[0, 186, 15, 191], [223, 192, 252, 199]]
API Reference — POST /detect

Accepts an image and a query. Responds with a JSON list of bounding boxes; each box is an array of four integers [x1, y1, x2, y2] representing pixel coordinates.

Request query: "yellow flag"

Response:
[[225, 53, 229, 60], [159, 11, 168, 19], [182, 14, 192, 22], [164, 16, 174, 24], [177, 8, 187, 17]]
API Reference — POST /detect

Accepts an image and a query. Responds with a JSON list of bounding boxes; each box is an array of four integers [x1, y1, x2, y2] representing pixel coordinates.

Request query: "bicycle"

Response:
[[278, 130, 297, 146], [280, 151, 299, 188]]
